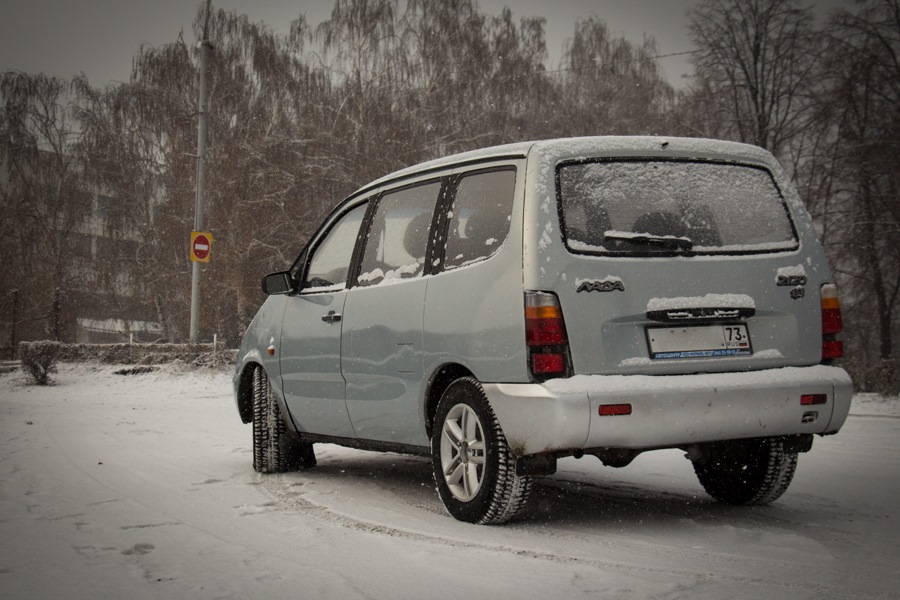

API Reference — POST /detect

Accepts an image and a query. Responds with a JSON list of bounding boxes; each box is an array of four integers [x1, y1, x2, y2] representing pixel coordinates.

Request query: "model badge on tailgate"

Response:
[[577, 277, 625, 293]]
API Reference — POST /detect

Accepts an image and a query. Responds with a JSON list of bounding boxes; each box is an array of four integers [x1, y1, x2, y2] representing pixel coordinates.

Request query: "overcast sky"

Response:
[[1, 0, 845, 90]]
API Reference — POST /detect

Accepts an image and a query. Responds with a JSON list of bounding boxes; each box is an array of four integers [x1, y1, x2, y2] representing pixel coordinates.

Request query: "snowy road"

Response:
[[1, 364, 897, 599]]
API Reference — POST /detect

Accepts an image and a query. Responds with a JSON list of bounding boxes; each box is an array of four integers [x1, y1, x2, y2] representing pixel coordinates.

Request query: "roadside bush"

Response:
[[13, 341, 237, 374], [20, 341, 62, 385]]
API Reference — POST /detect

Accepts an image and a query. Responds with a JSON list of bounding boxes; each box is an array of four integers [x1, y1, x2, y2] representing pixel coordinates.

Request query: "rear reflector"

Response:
[[801, 394, 827, 405], [599, 404, 632, 416]]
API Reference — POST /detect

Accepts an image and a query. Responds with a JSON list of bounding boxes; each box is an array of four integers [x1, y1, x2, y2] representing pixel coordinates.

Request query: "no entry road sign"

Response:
[[190, 231, 213, 263]]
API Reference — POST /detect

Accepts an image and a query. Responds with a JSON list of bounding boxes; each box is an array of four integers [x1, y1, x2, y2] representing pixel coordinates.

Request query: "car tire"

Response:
[[692, 437, 797, 505], [431, 377, 532, 524], [252, 366, 316, 473]]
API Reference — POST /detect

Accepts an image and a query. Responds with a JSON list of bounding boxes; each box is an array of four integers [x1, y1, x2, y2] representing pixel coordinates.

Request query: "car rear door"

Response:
[[532, 155, 824, 376]]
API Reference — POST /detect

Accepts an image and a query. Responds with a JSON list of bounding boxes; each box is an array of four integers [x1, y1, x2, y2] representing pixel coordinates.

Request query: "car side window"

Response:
[[357, 182, 442, 287], [443, 169, 516, 270], [304, 202, 368, 291]]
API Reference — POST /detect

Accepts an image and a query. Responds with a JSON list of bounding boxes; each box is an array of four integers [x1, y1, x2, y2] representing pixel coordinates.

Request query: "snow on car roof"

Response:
[[529, 136, 776, 165], [357, 136, 777, 198]]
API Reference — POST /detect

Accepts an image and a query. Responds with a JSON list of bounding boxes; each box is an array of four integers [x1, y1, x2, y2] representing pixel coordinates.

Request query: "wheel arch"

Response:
[[424, 363, 475, 439], [236, 362, 260, 424]]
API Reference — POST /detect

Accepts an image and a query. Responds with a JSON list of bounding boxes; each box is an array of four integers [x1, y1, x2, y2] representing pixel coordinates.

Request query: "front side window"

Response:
[[357, 182, 442, 287], [558, 160, 798, 255], [304, 202, 367, 290], [443, 169, 516, 269]]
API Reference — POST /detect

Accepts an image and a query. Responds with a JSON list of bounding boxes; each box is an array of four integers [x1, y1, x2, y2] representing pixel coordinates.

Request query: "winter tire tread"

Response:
[[692, 437, 797, 506], [251, 366, 316, 474]]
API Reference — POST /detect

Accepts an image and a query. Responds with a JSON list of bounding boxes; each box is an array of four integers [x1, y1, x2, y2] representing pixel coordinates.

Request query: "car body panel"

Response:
[[342, 278, 428, 445], [233, 294, 288, 423]]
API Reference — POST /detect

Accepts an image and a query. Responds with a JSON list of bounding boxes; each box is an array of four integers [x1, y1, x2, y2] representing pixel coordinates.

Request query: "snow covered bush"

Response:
[[20, 341, 61, 385]]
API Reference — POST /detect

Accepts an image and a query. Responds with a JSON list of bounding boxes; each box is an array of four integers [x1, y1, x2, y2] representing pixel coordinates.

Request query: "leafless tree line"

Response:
[[0, 0, 896, 392]]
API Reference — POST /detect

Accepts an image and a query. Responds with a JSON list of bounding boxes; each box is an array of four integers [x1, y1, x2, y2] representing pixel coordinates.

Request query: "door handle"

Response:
[[321, 311, 342, 324]]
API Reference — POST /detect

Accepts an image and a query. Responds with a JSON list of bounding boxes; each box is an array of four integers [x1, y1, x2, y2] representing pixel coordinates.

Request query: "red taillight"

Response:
[[532, 353, 566, 374], [525, 292, 571, 380], [820, 284, 844, 361], [822, 340, 843, 360], [821, 288, 843, 335]]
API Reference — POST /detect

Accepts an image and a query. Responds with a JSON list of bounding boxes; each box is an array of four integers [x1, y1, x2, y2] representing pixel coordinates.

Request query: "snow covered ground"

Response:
[[1, 363, 897, 600]]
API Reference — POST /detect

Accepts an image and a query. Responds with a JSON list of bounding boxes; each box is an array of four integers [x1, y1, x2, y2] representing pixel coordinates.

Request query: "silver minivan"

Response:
[[234, 136, 852, 524]]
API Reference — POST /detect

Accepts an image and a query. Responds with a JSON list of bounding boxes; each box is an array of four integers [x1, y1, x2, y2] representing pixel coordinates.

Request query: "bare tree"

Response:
[[819, 0, 899, 393], [0, 72, 92, 342], [558, 17, 675, 137], [686, 0, 821, 158]]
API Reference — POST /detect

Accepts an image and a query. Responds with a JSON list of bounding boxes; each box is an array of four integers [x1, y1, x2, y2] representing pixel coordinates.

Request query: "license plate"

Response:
[[647, 324, 752, 359]]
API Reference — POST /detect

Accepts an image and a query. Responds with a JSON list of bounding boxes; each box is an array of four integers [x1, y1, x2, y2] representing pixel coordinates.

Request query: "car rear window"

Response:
[[557, 160, 798, 255]]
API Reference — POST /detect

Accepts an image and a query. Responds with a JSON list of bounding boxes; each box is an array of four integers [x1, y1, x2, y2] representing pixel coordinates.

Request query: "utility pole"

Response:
[[8, 289, 18, 360], [51, 287, 61, 341], [190, 0, 213, 344]]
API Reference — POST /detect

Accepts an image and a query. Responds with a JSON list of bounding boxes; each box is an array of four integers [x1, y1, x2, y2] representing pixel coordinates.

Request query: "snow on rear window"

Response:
[[558, 160, 798, 255]]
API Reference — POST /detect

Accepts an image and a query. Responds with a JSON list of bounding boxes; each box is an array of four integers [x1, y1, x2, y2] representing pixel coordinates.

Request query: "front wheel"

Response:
[[692, 437, 797, 505], [251, 366, 316, 473], [431, 377, 532, 524]]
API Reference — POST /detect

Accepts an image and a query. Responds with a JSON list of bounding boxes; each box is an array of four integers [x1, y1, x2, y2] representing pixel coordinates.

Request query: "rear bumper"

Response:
[[484, 365, 853, 457]]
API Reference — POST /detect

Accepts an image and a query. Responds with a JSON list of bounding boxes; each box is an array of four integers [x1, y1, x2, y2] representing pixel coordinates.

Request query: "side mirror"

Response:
[[262, 271, 295, 295]]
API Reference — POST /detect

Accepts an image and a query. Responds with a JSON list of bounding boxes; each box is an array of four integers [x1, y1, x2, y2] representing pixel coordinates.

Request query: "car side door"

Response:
[[279, 201, 368, 438], [341, 179, 445, 446]]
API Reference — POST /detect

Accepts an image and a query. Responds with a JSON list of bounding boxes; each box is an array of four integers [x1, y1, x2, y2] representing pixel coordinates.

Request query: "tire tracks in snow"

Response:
[[260, 474, 885, 598]]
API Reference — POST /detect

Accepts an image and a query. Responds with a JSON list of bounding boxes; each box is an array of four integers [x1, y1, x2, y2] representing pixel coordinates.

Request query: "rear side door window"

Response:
[[443, 169, 516, 270], [356, 181, 443, 287]]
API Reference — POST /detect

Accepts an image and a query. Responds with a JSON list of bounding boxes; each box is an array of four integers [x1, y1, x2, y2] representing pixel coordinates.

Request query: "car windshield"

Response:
[[558, 160, 798, 255]]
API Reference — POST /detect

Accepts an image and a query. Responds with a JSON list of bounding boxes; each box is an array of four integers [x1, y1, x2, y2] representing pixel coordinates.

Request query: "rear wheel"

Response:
[[431, 377, 532, 524], [252, 366, 316, 473], [692, 437, 797, 505]]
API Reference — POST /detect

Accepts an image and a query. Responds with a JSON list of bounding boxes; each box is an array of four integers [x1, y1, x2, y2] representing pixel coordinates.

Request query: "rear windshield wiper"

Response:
[[604, 231, 694, 251]]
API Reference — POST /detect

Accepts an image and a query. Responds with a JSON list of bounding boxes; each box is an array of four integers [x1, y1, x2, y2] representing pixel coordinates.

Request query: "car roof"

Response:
[[349, 136, 777, 200]]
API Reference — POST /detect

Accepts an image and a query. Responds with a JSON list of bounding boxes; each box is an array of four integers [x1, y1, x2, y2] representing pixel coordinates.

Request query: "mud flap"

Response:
[[516, 453, 558, 476], [781, 433, 814, 454]]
